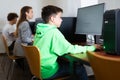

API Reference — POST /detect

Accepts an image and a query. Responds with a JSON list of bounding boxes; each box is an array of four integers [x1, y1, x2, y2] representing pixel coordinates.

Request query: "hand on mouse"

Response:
[[94, 44, 103, 50]]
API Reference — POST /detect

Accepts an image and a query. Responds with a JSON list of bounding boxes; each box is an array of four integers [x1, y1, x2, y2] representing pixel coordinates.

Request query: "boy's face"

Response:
[[51, 12, 62, 28], [12, 18, 18, 24], [10, 17, 18, 25]]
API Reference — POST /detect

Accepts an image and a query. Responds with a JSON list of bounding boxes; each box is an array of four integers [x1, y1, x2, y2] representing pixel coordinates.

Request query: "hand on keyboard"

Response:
[[94, 44, 103, 51]]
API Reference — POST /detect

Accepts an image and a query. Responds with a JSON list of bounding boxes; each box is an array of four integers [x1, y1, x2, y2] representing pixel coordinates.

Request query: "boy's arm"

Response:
[[51, 30, 96, 56]]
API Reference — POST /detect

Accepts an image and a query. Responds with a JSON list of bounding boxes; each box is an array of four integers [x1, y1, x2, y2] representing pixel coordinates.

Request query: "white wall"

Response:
[[0, 0, 41, 31], [81, 0, 98, 7], [40, 0, 81, 17], [99, 0, 120, 10]]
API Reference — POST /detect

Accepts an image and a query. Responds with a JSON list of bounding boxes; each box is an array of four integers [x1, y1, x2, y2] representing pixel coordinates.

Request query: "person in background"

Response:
[[14, 6, 33, 56], [33, 5, 101, 80], [2, 13, 18, 55]]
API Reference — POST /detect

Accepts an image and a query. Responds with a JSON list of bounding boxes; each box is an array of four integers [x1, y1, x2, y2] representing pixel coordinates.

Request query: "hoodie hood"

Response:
[[35, 23, 56, 38]]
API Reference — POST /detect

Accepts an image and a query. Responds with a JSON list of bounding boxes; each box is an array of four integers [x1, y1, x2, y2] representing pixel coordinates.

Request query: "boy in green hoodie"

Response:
[[34, 5, 101, 80]]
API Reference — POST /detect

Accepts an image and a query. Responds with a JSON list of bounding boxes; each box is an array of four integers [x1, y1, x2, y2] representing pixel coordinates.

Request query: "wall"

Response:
[[81, 0, 98, 7], [40, 0, 81, 17], [99, 0, 120, 10]]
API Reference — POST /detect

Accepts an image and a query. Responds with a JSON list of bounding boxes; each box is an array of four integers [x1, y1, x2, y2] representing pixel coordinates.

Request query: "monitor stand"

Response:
[[86, 34, 95, 45], [94, 35, 103, 45]]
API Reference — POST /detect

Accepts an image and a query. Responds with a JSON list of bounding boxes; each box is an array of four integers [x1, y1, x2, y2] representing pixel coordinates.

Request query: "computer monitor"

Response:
[[35, 18, 44, 26], [30, 18, 44, 35], [75, 3, 104, 35], [59, 17, 76, 43], [28, 21, 35, 34]]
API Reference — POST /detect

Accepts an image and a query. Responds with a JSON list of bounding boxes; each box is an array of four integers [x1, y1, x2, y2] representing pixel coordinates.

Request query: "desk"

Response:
[[90, 51, 120, 60]]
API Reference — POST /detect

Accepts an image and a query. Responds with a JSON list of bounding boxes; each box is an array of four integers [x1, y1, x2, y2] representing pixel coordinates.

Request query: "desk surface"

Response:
[[92, 51, 120, 61], [64, 51, 120, 65], [69, 51, 120, 60], [69, 53, 88, 62]]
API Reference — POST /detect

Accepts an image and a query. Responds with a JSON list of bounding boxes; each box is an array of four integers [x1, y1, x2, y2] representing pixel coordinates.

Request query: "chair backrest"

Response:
[[2, 35, 9, 54], [87, 51, 120, 80], [0, 33, 6, 53], [21, 44, 42, 79]]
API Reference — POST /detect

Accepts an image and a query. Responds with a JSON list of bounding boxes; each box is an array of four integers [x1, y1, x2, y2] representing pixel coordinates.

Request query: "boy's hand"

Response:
[[94, 44, 103, 50]]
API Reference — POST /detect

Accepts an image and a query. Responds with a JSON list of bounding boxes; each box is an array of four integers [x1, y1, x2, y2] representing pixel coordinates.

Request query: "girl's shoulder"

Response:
[[20, 21, 29, 27], [21, 21, 29, 24]]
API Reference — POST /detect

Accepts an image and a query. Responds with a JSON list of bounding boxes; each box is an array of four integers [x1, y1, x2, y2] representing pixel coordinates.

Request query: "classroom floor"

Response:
[[0, 53, 95, 80]]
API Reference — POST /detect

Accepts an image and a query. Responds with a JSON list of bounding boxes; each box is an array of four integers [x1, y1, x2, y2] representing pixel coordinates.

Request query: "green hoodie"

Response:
[[33, 23, 95, 79]]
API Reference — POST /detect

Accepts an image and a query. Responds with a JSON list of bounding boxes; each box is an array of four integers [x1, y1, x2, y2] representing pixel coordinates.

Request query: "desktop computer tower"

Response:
[[103, 9, 120, 55]]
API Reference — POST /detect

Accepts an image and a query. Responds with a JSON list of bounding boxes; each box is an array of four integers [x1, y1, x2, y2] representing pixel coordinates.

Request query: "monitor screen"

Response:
[[59, 17, 76, 42], [75, 3, 104, 35]]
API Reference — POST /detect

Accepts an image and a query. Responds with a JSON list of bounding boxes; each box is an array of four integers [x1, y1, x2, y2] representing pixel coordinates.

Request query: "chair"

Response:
[[22, 44, 70, 80], [2, 35, 24, 80], [2, 35, 24, 60], [87, 51, 120, 80], [0, 34, 9, 75], [0, 34, 7, 66]]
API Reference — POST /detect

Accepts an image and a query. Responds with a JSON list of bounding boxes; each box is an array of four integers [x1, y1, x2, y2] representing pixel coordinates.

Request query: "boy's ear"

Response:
[[50, 16, 54, 22]]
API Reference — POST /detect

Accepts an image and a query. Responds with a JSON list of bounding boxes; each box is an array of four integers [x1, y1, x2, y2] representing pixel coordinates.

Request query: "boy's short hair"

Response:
[[41, 5, 63, 23], [7, 13, 18, 21]]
